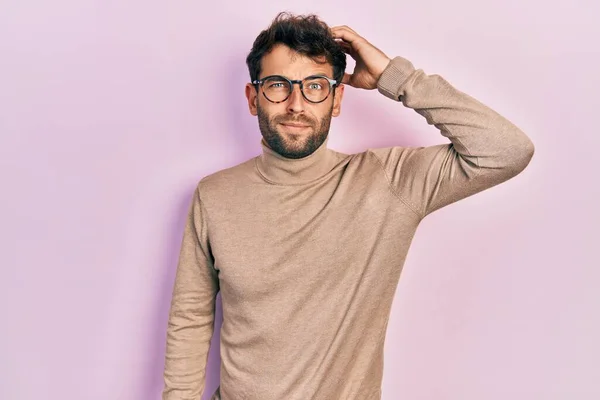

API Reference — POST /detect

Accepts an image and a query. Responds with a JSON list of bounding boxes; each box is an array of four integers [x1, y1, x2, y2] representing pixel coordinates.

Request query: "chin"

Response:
[[277, 140, 316, 159]]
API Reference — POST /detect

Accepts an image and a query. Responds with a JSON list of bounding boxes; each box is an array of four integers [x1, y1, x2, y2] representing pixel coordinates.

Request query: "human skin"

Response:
[[244, 25, 392, 158]]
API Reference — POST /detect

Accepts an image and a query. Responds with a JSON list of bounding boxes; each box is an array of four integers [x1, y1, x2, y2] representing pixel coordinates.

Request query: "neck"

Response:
[[255, 136, 339, 185]]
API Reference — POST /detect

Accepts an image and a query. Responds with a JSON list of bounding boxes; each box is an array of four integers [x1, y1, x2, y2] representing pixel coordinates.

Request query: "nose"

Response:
[[286, 83, 306, 114]]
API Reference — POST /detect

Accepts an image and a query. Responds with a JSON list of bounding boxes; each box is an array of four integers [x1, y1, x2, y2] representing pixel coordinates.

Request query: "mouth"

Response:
[[280, 122, 311, 130]]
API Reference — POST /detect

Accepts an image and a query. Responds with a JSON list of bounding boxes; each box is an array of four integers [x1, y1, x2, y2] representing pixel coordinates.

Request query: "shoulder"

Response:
[[196, 157, 256, 199]]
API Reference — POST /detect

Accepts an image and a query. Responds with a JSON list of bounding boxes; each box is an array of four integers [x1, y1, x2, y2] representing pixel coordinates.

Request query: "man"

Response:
[[162, 12, 534, 400]]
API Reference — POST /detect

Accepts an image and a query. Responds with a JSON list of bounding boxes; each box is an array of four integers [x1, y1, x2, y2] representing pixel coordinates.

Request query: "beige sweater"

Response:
[[162, 55, 535, 400]]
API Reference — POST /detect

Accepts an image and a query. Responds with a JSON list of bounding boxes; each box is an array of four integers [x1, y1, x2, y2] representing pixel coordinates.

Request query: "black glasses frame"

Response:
[[252, 74, 339, 104]]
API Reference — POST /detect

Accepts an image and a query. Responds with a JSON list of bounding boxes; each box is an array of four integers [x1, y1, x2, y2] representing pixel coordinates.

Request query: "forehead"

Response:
[[260, 43, 334, 79]]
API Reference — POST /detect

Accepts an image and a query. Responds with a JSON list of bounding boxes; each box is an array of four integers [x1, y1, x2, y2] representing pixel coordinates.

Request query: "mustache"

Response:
[[275, 116, 314, 126]]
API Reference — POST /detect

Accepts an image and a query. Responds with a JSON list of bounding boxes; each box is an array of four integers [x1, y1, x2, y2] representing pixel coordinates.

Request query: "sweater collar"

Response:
[[255, 135, 339, 185]]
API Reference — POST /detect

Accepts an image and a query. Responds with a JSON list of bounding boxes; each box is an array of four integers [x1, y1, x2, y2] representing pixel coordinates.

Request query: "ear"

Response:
[[332, 83, 345, 117], [245, 83, 258, 116]]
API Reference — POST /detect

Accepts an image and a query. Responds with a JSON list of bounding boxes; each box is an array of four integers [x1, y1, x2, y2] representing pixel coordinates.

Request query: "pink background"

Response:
[[1, 1, 598, 399]]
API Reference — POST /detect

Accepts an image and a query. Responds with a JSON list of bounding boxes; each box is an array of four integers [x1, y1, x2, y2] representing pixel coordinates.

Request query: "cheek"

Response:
[[261, 105, 285, 121], [258, 106, 280, 126]]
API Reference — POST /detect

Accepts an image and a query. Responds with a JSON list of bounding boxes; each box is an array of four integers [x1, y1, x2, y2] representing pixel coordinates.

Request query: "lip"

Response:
[[280, 123, 310, 128]]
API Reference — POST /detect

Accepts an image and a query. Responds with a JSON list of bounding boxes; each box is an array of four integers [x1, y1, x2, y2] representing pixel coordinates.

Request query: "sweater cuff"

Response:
[[376, 56, 417, 102]]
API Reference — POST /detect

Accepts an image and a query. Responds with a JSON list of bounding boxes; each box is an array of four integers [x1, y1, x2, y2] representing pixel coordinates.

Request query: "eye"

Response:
[[265, 79, 288, 89]]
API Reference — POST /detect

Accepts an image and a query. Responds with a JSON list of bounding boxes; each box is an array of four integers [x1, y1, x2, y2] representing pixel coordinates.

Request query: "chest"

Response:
[[205, 179, 419, 303]]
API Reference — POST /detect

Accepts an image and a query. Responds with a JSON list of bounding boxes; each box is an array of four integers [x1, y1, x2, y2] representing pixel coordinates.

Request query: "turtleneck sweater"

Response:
[[162, 55, 535, 400]]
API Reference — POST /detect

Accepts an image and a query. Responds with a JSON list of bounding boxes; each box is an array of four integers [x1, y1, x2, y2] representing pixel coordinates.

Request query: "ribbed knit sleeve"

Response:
[[162, 185, 220, 400], [370, 56, 535, 219]]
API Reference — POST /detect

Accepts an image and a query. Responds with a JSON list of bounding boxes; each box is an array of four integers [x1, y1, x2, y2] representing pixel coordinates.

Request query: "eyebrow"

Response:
[[262, 73, 333, 79]]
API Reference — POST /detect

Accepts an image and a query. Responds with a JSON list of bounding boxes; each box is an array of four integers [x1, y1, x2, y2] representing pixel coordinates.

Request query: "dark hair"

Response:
[[246, 12, 346, 85]]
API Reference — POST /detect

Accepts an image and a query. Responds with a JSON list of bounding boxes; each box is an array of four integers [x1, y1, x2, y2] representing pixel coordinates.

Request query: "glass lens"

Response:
[[303, 77, 330, 102], [262, 77, 291, 102], [262, 76, 331, 103]]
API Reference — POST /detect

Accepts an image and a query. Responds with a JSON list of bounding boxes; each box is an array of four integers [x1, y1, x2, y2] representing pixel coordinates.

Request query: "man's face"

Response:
[[245, 44, 345, 159]]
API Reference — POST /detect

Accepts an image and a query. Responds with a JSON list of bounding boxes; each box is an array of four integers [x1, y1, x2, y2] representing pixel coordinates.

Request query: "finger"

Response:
[[331, 25, 359, 35], [331, 29, 354, 44], [330, 26, 364, 45], [336, 39, 352, 52], [337, 41, 357, 59], [336, 36, 361, 57]]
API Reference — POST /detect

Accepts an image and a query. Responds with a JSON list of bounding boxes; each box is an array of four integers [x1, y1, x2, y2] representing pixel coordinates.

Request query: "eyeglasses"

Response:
[[252, 75, 339, 104]]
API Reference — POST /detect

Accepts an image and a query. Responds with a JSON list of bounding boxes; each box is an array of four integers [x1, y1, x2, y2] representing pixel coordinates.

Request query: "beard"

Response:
[[257, 101, 334, 159]]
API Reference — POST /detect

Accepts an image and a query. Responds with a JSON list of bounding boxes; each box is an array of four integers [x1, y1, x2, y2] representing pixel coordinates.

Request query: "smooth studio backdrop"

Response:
[[1, 1, 598, 399]]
